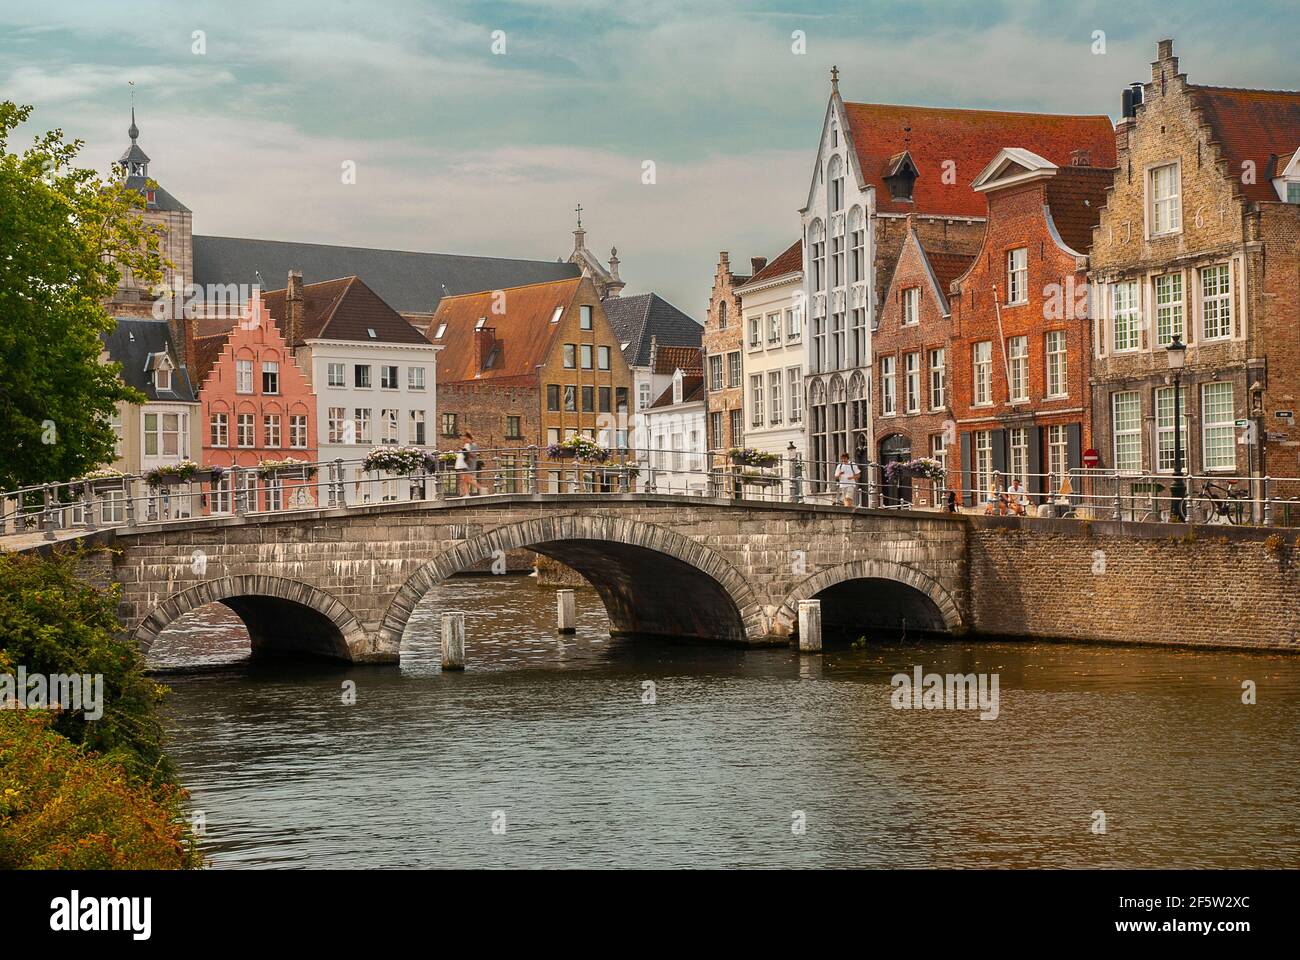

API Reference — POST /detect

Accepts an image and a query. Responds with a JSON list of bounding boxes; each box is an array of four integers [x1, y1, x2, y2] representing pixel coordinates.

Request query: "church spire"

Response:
[[118, 93, 150, 180]]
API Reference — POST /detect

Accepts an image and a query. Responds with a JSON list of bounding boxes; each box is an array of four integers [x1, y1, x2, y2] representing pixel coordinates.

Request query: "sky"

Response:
[[2, 0, 1295, 318]]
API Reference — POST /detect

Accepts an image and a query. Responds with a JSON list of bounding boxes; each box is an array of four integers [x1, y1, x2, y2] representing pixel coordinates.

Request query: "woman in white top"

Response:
[[833, 453, 860, 507]]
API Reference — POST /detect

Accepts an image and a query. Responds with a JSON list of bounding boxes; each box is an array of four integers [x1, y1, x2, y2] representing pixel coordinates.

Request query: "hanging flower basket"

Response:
[[429, 451, 459, 472], [257, 457, 316, 480], [363, 445, 428, 475], [728, 447, 780, 467], [144, 459, 201, 488], [738, 469, 782, 487], [884, 457, 945, 482], [546, 436, 609, 463]]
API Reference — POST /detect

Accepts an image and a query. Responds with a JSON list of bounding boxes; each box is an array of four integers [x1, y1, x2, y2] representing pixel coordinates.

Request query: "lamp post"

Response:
[[1167, 336, 1187, 521]]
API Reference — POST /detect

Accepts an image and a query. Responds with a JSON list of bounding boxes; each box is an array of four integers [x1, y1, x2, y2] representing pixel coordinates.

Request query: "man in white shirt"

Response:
[[834, 453, 860, 507]]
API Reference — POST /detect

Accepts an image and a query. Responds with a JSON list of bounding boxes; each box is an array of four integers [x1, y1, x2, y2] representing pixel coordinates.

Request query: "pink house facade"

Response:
[[192, 293, 318, 512]]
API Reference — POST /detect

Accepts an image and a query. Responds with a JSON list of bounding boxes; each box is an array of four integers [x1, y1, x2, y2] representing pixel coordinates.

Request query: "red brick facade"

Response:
[[948, 158, 1110, 505], [872, 220, 972, 505]]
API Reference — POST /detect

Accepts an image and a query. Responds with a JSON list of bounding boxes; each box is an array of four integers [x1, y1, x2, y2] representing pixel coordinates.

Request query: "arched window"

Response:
[[831, 213, 846, 289], [717, 299, 728, 330], [828, 155, 844, 213], [848, 206, 865, 282], [849, 371, 869, 431], [808, 219, 826, 292], [809, 378, 829, 483], [829, 375, 849, 465]]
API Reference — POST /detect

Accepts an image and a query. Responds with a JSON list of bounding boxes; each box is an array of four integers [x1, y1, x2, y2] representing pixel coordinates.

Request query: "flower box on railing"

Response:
[[737, 469, 782, 487], [257, 458, 316, 481], [363, 446, 429, 475], [143, 459, 202, 488], [546, 437, 609, 463], [74, 469, 128, 493], [728, 447, 780, 468], [883, 457, 945, 482], [432, 452, 459, 472]]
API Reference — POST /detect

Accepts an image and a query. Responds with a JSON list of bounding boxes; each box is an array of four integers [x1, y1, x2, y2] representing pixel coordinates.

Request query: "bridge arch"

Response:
[[133, 575, 370, 662], [775, 559, 964, 638], [378, 514, 764, 650]]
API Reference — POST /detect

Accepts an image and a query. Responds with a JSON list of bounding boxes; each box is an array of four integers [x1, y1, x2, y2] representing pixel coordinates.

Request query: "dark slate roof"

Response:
[[602, 292, 703, 367], [124, 176, 190, 213], [101, 318, 197, 403], [192, 236, 581, 316]]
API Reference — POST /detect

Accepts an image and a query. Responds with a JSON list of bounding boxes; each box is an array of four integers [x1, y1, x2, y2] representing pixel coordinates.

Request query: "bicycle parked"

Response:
[[1195, 479, 1251, 525]]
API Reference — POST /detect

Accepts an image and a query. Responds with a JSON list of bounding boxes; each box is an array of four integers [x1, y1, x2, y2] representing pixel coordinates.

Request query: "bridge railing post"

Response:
[[646, 467, 657, 494], [526, 447, 538, 494], [325, 461, 337, 507], [1112, 475, 1122, 521], [124, 479, 137, 527], [791, 455, 803, 504], [334, 458, 346, 506], [234, 467, 249, 517], [42, 484, 57, 541], [1263, 475, 1272, 526], [868, 463, 881, 509], [81, 482, 97, 532]]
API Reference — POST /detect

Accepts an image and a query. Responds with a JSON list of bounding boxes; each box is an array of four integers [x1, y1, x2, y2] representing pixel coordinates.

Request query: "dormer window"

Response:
[[155, 366, 171, 391], [1288, 182, 1300, 204], [883, 152, 919, 202]]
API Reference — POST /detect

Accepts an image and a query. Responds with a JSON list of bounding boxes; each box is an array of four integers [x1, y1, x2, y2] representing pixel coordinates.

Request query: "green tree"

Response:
[[0, 549, 174, 786], [0, 100, 166, 489]]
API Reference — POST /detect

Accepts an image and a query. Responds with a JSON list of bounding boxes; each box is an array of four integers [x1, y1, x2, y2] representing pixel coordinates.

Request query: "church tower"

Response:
[[107, 106, 195, 363], [565, 203, 625, 299]]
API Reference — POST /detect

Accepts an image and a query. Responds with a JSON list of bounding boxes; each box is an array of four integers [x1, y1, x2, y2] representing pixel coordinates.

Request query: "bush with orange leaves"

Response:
[[0, 708, 201, 869]]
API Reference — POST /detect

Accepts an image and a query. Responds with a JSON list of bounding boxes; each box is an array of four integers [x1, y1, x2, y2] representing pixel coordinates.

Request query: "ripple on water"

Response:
[[152, 575, 1300, 869]]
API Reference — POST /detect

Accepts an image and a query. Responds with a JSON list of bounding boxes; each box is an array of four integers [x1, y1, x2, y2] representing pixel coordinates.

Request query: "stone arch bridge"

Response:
[[88, 493, 968, 662]]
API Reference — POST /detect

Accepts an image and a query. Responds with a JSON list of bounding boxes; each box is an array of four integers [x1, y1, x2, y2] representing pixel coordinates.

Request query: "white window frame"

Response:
[[1154, 385, 1187, 473], [904, 352, 920, 413], [929, 348, 946, 409], [1111, 281, 1140, 352], [1112, 391, 1142, 474], [1201, 382, 1235, 471], [750, 374, 764, 427], [973, 341, 992, 406], [1008, 336, 1028, 402], [1007, 249, 1028, 305], [1154, 272, 1184, 347], [880, 356, 896, 416], [235, 359, 253, 394], [1148, 161, 1182, 237], [1045, 330, 1067, 398], [1200, 264, 1232, 341], [769, 371, 783, 424], [902, 287, 919, 326]]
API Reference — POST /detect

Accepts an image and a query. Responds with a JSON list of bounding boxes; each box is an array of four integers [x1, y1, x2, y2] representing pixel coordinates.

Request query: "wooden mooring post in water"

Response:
[[556, 589, 576, 634], [798, 599, 822, 653], [441, 612, 465, 671]]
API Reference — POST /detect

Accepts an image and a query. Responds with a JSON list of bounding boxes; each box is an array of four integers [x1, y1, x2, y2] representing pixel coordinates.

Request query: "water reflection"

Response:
[[152, 574, 1300, 869]]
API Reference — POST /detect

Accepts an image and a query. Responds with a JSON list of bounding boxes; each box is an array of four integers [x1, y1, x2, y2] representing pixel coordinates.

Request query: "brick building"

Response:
[[703, 252, 750, 455], [191, 292, 318, 511], [429, 277, 633, 489], [949, 149, 1112, 506], [1089, 39, 1300, 498], [798, 68, 1115, 483], [872, 219, 972, 504]]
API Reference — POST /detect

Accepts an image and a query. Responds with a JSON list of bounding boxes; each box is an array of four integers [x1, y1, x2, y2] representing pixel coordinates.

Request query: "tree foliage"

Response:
[[0, 549, 174, 786], [0, 100, 166, 488]]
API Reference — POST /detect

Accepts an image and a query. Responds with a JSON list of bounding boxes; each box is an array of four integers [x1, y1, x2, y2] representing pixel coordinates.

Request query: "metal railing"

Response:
[[2, 446, 1296, 541]]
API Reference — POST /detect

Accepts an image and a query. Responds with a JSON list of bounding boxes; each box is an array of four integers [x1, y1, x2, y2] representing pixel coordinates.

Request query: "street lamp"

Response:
[[1167, 336, 1187, 521]]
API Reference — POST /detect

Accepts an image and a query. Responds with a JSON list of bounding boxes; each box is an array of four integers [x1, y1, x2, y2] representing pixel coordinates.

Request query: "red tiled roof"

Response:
[[429, 278, 582, 384], [652, 344, 703, 375], [191, 331, 232, 388], [1189, 85, 1300, 202], [841, 102, 1117, 217], [263, 276, 427, 346], [919, 246, 976, 293], [748, 240, 803, 285], [1044, 165, 1114, 253]]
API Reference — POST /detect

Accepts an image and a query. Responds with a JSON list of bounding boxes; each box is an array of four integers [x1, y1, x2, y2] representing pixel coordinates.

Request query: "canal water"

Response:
[[151, 574, 1300, 869]]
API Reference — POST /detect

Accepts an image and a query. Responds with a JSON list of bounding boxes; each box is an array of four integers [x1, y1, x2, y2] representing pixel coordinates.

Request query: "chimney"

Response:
[[750, 256, 768, 275], [286, 269, 304, 346], [1070, 148, 1091, 167], [475, 325, 496, 371]]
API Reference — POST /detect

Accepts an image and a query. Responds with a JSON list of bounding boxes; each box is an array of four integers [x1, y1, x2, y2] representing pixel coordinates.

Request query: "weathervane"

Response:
[[575, 202, 583, 229]]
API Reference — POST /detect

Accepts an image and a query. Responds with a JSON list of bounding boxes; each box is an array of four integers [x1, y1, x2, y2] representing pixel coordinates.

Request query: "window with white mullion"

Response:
[[1112, 391, 1142, 473], [1149, 162, 1181, 236], [1154, 272, 1184, 346], [1200, 264, 1232, 340], [1111, 281, 1140, 351], [1154, 385, 1187, 473]]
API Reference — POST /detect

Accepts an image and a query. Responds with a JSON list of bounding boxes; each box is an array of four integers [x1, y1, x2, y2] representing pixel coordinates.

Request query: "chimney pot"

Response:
[[750, 256, 768, 275], [1070, 148, 1091, 166]]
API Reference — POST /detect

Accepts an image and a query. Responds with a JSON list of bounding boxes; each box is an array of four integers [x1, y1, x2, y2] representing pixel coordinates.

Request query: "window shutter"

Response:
[[960, 432, 973, 507], [992, 429, 1008, 478], [1028, 426, 1043, 496]]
